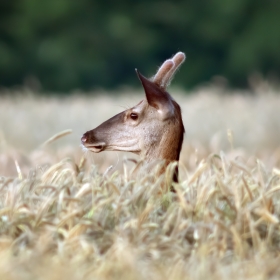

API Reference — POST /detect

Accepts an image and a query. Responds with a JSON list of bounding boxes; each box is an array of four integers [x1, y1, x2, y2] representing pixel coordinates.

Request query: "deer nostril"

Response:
[[81, 135, 88, 143]]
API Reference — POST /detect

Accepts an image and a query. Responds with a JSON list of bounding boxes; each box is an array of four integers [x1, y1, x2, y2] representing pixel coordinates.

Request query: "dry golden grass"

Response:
[[1, 85, 280, 279]]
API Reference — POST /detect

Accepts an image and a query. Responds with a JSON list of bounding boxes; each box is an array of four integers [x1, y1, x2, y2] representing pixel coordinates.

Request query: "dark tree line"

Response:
[[0, 0, 280, 92]]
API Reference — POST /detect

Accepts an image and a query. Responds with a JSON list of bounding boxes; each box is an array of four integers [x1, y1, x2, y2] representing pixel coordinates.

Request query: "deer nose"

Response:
[[81, 134, 88, 144]]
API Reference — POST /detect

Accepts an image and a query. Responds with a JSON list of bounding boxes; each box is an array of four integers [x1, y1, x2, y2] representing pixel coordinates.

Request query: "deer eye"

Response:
[[130, 112, 138, 120]]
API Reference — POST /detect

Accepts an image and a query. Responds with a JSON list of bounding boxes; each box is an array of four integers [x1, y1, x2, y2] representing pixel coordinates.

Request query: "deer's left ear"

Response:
[[136, 70, 174, 119]]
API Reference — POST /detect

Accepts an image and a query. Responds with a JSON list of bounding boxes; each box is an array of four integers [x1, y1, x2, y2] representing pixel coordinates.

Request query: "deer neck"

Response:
[[139, 132, 182, 192], [145, 102, 184, 165], [145, 134, 181, 164], [143, 117, 184, 185], [144, 102, 185, 186]]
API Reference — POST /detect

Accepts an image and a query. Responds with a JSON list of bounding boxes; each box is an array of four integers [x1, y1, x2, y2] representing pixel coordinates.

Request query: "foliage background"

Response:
[[1, 0, 280, 91]]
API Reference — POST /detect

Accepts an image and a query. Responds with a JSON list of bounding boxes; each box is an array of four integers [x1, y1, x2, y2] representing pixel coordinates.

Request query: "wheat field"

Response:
[[1, 85, 280, 279]]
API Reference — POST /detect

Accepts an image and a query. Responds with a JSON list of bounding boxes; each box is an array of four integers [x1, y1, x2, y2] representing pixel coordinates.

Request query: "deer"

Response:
[[81, 52, 186, 191]]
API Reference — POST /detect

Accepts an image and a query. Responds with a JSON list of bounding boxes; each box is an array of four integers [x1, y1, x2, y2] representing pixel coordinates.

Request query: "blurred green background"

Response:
[[1, 0, 280, 92]]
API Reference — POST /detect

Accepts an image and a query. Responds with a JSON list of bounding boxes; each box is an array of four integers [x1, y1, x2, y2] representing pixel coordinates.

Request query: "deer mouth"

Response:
[[84, 143, 105, 153]]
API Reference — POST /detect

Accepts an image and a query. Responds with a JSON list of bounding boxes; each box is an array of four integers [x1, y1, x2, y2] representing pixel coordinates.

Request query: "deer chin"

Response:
[[83, 142, 106, 153], [105, 143, 141, 154]]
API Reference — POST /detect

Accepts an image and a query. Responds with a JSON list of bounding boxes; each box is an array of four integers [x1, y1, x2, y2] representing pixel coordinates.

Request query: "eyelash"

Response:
[[130, 112, 138, 120]]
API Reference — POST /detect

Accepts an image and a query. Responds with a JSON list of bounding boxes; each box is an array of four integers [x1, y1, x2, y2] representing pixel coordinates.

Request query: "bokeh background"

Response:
[[1, 0, 280, 177], [1, 0, 280, 91]]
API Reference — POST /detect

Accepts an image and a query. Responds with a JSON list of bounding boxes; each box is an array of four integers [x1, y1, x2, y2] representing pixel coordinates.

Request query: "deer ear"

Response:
[[136, 69, 174, 119]]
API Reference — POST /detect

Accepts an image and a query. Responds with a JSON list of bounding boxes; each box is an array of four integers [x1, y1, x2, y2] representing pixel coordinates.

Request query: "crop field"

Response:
[[1, 84, 280, 279]]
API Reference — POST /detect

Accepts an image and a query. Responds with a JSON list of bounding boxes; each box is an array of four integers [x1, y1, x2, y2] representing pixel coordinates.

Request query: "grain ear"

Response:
[[136, 69, 174, 119]]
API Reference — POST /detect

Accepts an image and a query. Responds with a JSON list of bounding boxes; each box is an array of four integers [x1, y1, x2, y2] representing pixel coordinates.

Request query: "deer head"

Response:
[[81, 52, 185, 175]]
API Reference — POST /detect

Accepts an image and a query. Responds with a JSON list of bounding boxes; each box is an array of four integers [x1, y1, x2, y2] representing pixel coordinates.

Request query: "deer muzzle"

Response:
[[81, 131, 105, 153]]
